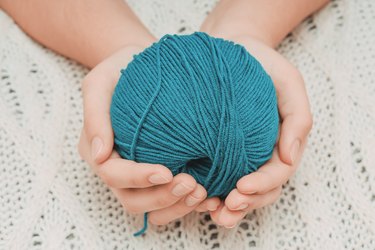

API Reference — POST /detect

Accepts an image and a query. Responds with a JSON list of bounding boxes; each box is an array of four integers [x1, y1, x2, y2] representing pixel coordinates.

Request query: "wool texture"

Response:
[[110, 32, 279, 235], [2, 0, 375, 248]]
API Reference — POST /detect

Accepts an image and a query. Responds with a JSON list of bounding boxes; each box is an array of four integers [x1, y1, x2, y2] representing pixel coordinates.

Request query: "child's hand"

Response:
[[196, 35, 313, 227], [78, 46, 220, 225]]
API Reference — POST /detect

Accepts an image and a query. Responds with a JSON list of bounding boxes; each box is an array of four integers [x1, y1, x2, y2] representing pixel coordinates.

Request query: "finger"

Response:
[[274, 70, 313, 165], [242, 38, 313, 165], [78, 128, 96, 166], [96, 157, 173, 188], [224, 189, 251, 210], [217, 206, 247, 228], [209, 202, 225, 226], [194, 197, 221, 212], [148, 184, 207, 225], [236, 148, 296, 194], [225, 187, 282, 211], [81, 46, 146, 165], [82, 69, 117, 165], [112, 173, 197, 214], [78, 130, 173, 189]]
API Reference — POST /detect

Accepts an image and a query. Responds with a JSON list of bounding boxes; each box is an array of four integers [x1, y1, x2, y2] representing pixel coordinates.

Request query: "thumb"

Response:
[[82, 69, 118, 164], [81, 46, 146, 164], [273, 68, 313, 166], [278, 112, 313, 166]]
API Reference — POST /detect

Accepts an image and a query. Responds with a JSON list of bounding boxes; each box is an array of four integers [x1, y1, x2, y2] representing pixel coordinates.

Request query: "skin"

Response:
[[0, 0, 328, 228]]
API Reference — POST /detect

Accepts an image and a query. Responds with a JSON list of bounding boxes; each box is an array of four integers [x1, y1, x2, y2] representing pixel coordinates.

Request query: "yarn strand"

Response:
[[110, 32, 279, 236], [133, 212, 149, 237], [130, 38, 163, 237]]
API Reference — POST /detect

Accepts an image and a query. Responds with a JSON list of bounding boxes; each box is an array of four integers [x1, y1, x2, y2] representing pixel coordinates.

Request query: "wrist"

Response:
[[71, 0, 157, 68], [2, 0, 157, 69], [201, 0, 330, 48], [83, 30, 156, 68], [201, 18, 275, 48]]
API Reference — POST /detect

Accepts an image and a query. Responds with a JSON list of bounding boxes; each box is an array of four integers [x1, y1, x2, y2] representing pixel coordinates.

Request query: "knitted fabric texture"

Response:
[[1, 0, 375, 249], [110, 32, 279, 199]]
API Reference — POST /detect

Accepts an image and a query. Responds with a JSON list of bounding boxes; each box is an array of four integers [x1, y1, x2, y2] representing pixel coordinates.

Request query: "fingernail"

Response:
[[91, 137, 103, 161], [172, 183, 193, 197], [235, 203, 248, 210], [225, 224, 237, 229], [290, 139, 301, 165], [185, 195, 200, 207], [207, 203, 219, 211], [148, 174, 170, 184]]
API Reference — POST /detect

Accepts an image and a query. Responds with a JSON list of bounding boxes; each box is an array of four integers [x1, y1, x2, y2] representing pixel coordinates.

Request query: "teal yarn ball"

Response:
[[110, 32, 279, 200]]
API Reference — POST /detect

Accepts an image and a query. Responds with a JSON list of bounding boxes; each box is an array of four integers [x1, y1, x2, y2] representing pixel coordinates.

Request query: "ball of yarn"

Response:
[[110, 32, 279, 199]]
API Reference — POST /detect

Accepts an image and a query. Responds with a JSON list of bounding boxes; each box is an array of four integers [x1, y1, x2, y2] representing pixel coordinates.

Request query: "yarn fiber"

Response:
[[110, 32, 279, 199], [3, 0, 375, 247], [111, 32, 279, 236]]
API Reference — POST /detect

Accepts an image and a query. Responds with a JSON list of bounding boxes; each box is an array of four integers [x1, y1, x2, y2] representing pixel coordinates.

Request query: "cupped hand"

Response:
[[195, 35, 313, 228], [78, 45, 220, 225]]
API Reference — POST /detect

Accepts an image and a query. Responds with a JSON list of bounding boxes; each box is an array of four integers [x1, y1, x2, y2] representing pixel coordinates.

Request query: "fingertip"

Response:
[[209, 202, 224, 225], [133, 162, 173, 185], [236, 174, 259, 194], [196, 184, 208, 199], [92, 136, 114, 164], [174, 173, 197, 189], [218, 206, 244, 227], [207, 197, 221, 211], [278, 114, 312, 166], [278, 143, 293, 166], [278, 136, 302, 166], [153, 164, 174, 181], [184, 184, 207, 207], [194, 197, 219, 212], [82, 78, 115, 164], [224, 190, 245, 210]]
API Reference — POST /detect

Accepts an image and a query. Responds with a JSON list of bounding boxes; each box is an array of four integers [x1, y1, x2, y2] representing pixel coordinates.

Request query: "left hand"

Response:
[[78, 45, 222, 226], [195, 35, 313, 228]]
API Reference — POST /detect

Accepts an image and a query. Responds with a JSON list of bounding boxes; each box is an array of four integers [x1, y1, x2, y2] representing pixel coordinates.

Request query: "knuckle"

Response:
[[302, 113, 313, 131], [246, 198, 256, 208], [155, 196, 172, 208], [128, 177, 143, 188], [97, 168, 115, 187], [126, 161, 138, 169], [175, 173, 197, 187], [258, 172, 274, 192]]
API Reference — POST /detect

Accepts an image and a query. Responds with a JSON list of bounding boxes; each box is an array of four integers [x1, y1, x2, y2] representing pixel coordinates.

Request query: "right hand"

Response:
[[193, 34, 313, 227], [78, 45, 220, 226]]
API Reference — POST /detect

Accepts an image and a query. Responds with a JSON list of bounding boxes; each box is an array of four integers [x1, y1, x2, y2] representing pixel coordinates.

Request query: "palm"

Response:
[[196, 35, 312, 228]]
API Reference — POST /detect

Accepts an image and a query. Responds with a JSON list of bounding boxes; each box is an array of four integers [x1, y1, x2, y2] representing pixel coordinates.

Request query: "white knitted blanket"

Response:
[[1, 0, 374, 249]]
